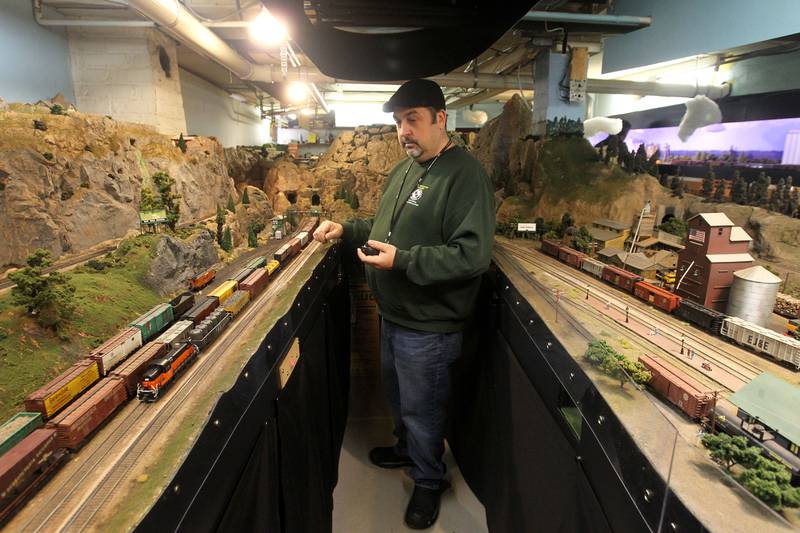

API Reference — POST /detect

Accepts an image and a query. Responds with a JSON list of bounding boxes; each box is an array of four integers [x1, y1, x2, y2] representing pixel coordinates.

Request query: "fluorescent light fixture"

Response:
[[249, 8, 287, 45], [287, 82, 308, 103]]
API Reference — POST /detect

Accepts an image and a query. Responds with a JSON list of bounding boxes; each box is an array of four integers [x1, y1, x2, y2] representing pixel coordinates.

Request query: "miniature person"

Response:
[[313, 79, 494, 529]]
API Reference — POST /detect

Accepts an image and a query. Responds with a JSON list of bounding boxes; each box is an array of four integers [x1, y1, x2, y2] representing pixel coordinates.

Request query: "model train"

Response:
[[0, 218, 319, 523], [539, 239, 800, 370]]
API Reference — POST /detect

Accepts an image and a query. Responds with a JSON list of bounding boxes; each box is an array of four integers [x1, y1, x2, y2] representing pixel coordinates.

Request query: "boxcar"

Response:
[[633, 281, 682, 313], [240, 269, 269, 299], [558, 247, 586, 269], [88, 327, 143, 375], [581, 257, 605, 278], [299, 218, 319, 235], [207, 280, 237, 305], [228, 268, 254, 286], [0, 428, 63, 518], [169, 291, 196, 319], [183, 296, 219, 324], [288, 237, 302, 257], [274, 242, 292, 263], [0, 413, 43, 457], [245, 256, 267, 270], [639, 354, 716, 420], [721, 317, 800, 369], [189, 268, 216, 291], [24, 360, 101, 419], [296, 231, 309, 247], [48, 377, 127, 449], [153, 320, 194, 350], [223, 290, 250, 317], [601, 265, 642, 293], [674, 299, 725, 335], [130, 303, 174, 343], [540, 239, 561, 258], [110, 342, 169, 397], [265, 259, 280, 276]]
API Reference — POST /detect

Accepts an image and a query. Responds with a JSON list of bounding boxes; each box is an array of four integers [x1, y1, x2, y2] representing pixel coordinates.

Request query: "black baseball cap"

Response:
[[382, 79, 446, 113]]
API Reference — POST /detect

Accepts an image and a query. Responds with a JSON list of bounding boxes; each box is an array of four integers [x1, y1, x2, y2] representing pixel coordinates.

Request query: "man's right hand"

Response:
[[313, 220, 344, 243]]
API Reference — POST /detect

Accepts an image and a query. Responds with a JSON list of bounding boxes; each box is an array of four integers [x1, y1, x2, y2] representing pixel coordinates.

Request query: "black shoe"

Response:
[[368, 446, 414, 469], [404, 481, 451, 530]]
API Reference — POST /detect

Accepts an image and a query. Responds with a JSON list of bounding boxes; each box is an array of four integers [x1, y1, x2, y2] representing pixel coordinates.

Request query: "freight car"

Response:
[[634, 281, 682, 313], [47, 376, 127, 450], [638, 354, 716, 420], [153, 320, 194, 350], [24, 360, 101, 419], [720, 317, 800, 369], [129, 303, 174, 343], [601, 265, 642, 293], [88, 327, 143, 375], [274, 242, 293, 262], [189, 268, 216, 291], [188, 310, 231, 349], [297, 231, 310, 247], [228, 268, 254, 286], [0, 428, 65, 523], [110, 342, 169, 397], [183, 296, 219, 324], [287, 237, 302, 257], [558, 247, 586, 269], [674, 299, 725, 335], [207, 280, 237, 305], [540, 239, 562, 258], [240, 269, 269, 299], [137, 343, 200, 401], [245, 256, 267, 270], [299, 217, 319, 235], [169, 291, 196, 319], [580, 256, 605, 278], [223, 290, 250, 317], [0, 413, 42, 457], [265, 259, 280, 276]]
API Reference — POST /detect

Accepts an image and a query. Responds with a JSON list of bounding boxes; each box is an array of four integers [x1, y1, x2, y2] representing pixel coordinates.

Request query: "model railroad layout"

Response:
[[0, 218, 320, 526]]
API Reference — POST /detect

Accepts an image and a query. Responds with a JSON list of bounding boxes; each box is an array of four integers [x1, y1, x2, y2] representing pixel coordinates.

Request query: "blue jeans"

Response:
[[380, 318, 463, 489]]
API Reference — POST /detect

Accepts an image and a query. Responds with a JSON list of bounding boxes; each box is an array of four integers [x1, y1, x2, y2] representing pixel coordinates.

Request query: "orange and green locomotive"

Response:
[[136, 342, 199, 402]]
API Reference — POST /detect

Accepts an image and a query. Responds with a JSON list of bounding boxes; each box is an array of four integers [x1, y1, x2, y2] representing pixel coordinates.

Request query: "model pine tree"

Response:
[[221, 226, 233, 252], [731, 172, 748, 204], [227, 194, 235, 213], [713, 179, 727, 202], [8, 249, 76, 330], [242, 188, 250, 205], [702, 171, 715, 200], [247, 225, 258, 248], [215, 204, 225, 245]]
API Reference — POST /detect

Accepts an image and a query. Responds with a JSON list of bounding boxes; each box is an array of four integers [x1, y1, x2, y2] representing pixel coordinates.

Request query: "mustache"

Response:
[[400, 137, 419, 145]]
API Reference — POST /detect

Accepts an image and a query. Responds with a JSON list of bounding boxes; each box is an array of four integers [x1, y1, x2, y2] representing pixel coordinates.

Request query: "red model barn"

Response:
[[675, 213, 753, 311]]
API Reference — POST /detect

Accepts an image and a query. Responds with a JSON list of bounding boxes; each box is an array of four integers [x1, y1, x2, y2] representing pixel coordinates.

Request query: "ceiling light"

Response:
[[300, 108, 315, 116], [249, 8, 287, 45], [287, 113, 297, 120], [287, 82, 307, 103]]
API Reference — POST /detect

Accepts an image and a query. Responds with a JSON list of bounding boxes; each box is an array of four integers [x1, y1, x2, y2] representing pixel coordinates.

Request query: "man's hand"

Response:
[[357, 240, 397, 270], [313, 220, 343, 243]]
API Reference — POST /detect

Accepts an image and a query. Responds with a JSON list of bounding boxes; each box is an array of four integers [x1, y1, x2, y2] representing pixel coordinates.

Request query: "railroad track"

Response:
[[497, 241, 760, 391], [19, 243, 320, 532]]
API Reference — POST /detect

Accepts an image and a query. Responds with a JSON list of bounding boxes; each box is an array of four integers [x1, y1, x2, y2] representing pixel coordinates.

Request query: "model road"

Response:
[[15, 242, 320, 532], [496, 240, 761, 392]]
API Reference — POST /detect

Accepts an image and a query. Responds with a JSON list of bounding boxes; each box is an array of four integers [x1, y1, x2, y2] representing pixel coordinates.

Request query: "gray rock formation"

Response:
[[144, 230, 219, 296], [0, 103, 237, 268]]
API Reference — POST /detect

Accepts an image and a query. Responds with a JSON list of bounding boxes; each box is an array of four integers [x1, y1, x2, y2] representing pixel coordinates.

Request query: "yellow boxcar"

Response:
[[207, 280, 237, 304], [223, 290, 250, 316], [266, 260, 280, 276], [43, 361, 100, 417]]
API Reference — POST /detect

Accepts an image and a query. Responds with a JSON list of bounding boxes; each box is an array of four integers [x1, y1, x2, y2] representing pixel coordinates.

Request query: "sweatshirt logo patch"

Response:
[[407, 184, 429, 206]]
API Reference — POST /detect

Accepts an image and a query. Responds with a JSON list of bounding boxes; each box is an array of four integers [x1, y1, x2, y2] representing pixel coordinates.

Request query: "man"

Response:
[[313, 79, 494, 529]]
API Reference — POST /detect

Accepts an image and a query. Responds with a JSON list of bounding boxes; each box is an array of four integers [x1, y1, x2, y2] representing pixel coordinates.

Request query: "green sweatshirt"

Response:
[[342, 144, 495, 333]]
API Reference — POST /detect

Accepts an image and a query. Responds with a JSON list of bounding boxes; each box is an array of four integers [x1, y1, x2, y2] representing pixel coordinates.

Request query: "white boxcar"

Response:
[[297, 231, 309, 246], [154, 320, 194, 349], [88, 327, 143, 375], [721, 317, 800, 369], [581, 257, 605, 278]]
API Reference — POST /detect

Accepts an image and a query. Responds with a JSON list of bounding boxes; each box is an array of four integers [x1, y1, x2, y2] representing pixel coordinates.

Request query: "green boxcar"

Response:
[[0, 412, 43, 457], [245, 256, 267, 270], [130, 303, 174, 342]]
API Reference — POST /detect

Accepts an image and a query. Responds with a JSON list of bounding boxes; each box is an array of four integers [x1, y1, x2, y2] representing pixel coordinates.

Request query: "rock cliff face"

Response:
[[144, 230, 219, 296], [0, 102, 236, 268], [224, 146, 272, 190]]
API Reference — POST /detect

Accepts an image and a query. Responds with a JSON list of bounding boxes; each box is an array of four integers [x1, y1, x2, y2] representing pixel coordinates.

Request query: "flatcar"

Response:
[[633, 281, 682, 313], [541, 239, 561, 258], [129, 303, 174, 343], [601, 265, 642, 293], [674, 299, 725, 335], [87, 327, 143, 376], [580, 257, 605, 278], [137, 343, 200, 401], [558, 246, 586, 269], [169, 291, 196, 319], [189, 268, 216, 291], [24, 360, 100, 419], [207, 279, 237, 305], [720, 317, 800, 369]]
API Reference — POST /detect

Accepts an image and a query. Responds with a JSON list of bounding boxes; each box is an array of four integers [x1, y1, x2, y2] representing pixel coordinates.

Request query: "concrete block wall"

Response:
[[68, 28, 187, 136]]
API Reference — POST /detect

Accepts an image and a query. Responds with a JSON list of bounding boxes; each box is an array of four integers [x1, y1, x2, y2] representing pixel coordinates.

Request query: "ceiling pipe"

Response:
[[521, 11, 651, 28], [586, 79, 731, 99]]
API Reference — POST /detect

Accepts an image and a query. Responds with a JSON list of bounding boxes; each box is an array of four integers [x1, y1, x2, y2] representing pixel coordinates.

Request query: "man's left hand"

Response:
[[357, 240, 396, 270]]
